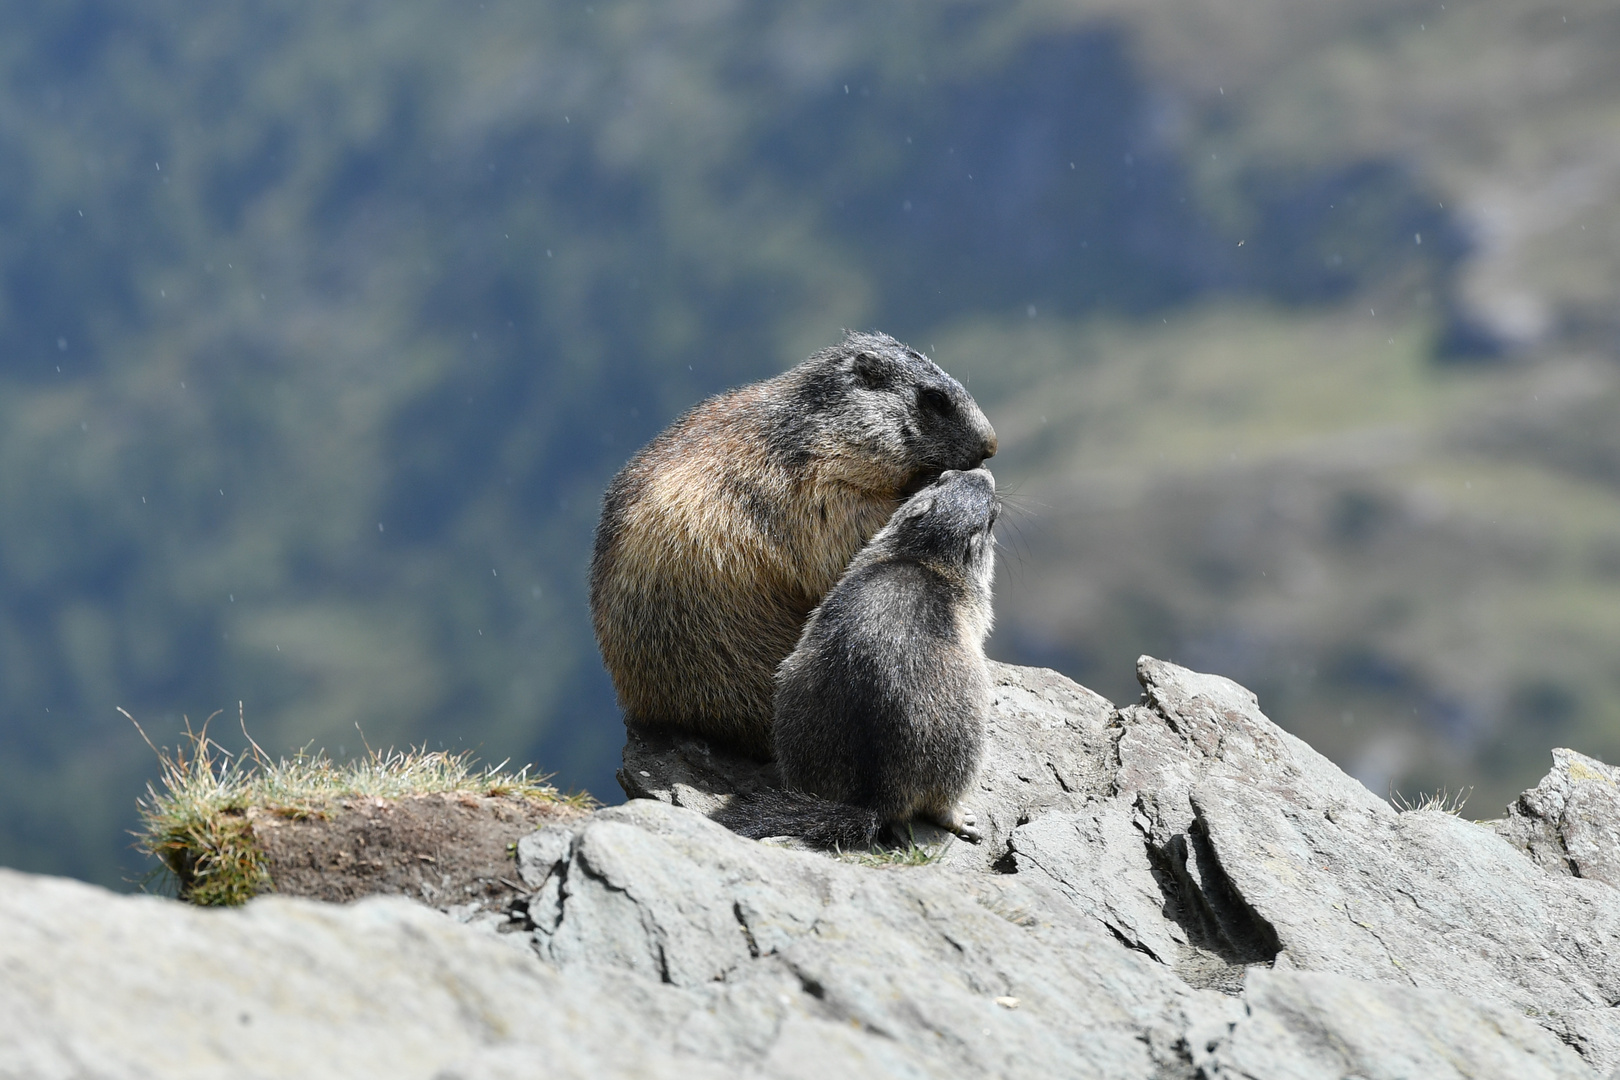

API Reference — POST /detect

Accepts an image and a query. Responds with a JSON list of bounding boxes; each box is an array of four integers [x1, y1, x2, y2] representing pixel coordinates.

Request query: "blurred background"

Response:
[[3, 0, 1619, 888]]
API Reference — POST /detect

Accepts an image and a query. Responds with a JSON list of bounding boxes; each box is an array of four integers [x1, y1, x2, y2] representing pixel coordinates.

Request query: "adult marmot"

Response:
[[716, 467, 999, 847], [590, 331, 996, 759]]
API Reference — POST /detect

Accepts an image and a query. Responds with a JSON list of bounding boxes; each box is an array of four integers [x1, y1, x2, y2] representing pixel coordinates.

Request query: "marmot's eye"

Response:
[[918, 387, 953, 416]]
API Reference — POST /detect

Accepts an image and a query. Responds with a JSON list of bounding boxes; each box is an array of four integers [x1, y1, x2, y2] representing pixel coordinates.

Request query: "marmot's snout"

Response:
[[963, 394, 997, 467], [934, 467, 999, 532], [938, 465, 995, 490], [950, 399, 998, 471]]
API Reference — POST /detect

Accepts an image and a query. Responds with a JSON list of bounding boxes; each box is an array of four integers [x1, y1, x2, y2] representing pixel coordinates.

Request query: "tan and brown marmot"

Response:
[[589, 331, 996, 759], [715, 467, 999, 847]]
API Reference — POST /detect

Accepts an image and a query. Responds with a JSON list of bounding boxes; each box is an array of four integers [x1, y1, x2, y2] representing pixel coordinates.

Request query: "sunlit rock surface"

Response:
[[5, 659, 1619, 1078]]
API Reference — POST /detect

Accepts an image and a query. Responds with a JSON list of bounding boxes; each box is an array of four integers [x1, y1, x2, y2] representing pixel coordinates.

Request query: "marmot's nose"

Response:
[[981, 430, 998, 460]]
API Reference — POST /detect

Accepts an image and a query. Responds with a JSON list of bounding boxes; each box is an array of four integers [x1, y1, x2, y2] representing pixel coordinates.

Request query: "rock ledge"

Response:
[[5, 658, 1619, 1079]]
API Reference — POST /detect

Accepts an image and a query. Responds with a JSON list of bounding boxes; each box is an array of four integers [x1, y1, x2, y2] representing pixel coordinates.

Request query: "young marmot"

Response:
[[716, 467, 998, 848], [590, 331, 996, 759]]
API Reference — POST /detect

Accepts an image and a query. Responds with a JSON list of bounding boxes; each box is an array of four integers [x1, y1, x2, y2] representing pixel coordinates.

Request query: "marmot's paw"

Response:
[[954, 808, 983, 844]]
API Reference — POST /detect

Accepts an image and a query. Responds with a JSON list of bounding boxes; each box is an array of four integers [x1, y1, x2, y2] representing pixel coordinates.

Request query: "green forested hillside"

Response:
[[0, 0, 1616, 885]]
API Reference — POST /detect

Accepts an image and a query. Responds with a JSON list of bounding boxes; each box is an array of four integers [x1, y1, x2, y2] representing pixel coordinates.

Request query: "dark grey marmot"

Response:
[[590, 331, 996, 759], [716, 467, 998, 848]]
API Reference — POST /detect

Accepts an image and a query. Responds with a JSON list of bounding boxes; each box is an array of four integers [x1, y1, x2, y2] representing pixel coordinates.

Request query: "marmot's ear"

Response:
[[852, 352, 888, 390]]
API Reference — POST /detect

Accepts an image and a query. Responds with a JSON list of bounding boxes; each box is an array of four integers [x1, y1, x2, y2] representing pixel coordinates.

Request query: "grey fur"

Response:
[[590, 331, 996, 759], [717, 467, 998, 846]]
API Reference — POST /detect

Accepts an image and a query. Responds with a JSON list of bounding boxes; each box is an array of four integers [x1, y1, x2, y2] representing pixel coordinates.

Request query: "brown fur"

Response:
[[590, 331, 996, 758]]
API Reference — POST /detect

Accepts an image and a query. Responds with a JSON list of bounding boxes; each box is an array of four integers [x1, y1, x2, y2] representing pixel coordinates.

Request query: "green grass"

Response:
[[832, 827, 949, 868], [835, 844, 941, 868], [131, 709, 590, 906]]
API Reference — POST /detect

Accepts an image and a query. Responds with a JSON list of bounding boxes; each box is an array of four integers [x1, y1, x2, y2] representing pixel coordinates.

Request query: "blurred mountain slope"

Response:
[[0, 0, 1614, 884], [1095, 0, 1620, 351]]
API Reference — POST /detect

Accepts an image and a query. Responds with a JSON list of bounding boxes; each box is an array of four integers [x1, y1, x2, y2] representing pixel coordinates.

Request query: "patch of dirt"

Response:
[[246, 793, 587, 911]]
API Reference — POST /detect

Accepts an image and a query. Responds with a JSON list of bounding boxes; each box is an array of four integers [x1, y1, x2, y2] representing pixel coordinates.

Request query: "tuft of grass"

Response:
[[129, 707, 591, 906], [1391, 786, 1473, 815], [835, 837, 944, 869]]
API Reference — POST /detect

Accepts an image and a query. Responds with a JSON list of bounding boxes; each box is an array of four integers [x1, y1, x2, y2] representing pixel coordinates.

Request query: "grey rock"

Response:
[[515, 823, 575, 888], [945, 662, 1120, 866], [1495, 747, 1620, 889], [1002, 802, 1188, 969], [528, 798, 1216, 1078], [1560, 1009, 1620, 1079], [618, 723, 782, 819], [1109, 658, 1620, 1072], [8, 656, 1620, 1078], [629, 656, 1620, 1074], [0, 867, 725, 1080], [1194, 968, 1592, 1080], [1190, 780, 1620, 1014]]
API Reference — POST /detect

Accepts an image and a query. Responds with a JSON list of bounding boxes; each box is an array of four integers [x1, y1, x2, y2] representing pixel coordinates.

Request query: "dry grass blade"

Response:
[[1390, 786, 1473, 816]]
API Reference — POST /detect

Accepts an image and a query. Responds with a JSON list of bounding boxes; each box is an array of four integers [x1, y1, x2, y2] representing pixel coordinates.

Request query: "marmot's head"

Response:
[[870, 467, 999, 591], [788, 331, 997, 494]]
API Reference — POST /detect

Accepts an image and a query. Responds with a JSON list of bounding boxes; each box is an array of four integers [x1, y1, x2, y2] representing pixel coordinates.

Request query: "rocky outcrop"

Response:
[[5, 658, 1620, 1079], [1495, 747, 1620, 890], [0, 868, 728, 1080]]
